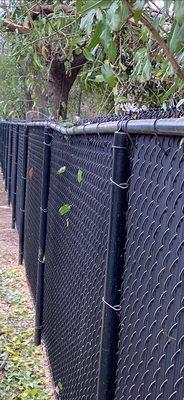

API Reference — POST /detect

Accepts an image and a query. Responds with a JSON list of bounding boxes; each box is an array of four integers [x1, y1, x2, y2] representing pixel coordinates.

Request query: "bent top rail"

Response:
[[1, 117, 184, 137]]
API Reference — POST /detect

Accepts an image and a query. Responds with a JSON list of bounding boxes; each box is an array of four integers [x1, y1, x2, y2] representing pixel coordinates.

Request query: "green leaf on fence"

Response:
[[57, 166, 66, 174], [55, 380, 63, 394], [59, 204, 71, 215], [77, 168, 83, 183]]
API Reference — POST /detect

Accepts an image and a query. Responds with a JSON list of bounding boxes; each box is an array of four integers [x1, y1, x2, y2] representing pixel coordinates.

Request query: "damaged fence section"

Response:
[[0, 113, 184, 400]]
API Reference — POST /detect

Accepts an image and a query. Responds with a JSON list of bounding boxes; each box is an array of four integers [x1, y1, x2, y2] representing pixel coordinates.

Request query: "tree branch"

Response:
[[3, 18, 30, 34], [2, 2, 75, 34], [126, 1, 184, 80], [30, 3, 75, 20], [67, 52, 87, 88]]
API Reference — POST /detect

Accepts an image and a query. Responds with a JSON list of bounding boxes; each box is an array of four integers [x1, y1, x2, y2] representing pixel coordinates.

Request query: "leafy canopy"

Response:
[[1, 0, 184, 118]]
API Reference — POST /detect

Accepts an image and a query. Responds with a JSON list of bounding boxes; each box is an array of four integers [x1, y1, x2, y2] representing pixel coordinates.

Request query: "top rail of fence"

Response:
[[1, 117, 184, 137]]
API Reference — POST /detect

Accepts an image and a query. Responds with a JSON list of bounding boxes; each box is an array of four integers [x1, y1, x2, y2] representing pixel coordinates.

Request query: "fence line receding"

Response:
[[0, 113, 184, 400]]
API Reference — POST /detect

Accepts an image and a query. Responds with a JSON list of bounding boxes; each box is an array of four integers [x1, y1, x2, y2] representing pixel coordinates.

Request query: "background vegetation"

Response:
[[0, 0, 184, 120]]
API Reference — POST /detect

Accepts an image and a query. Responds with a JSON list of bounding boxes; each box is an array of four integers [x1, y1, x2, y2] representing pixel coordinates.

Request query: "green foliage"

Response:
[[132, 48, 152, 82], [59, 204, 71, 215], [101, 63, 117, 87], [55, 379, 63, 395], [77, 0, 184, 107], [57, 166, 66, 174], [77, 168, 83, 183], [0, 55, 25, 119], [1, 0, 184, 117], [174, 0, 184, 24]]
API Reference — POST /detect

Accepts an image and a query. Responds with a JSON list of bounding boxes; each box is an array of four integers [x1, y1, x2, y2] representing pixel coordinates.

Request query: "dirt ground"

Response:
[[0, 172, 55, 399]]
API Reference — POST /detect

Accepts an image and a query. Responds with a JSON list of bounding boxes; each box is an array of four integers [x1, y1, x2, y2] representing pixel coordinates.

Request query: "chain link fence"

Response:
[[0, 109, 184, 400]]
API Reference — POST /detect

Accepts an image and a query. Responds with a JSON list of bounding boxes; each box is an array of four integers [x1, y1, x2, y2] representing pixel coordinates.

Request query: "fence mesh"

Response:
[[4, 125, 9, 191], [43, 131, 113, 398], [115, 134, 184, 400], [24, 126, 45, 300], [11, 125, 18, 202], [0, 124, 4, 172], [0, 112, 184, 400], [16, 125, 27, 233]]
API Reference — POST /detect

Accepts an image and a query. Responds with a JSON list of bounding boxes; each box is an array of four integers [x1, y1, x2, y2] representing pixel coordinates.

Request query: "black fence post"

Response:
[[5, 125, 9, 191], [97, 130, 131, 400], [19, 126, 29, 265], [35, 127, 52, 346], [7, 125, 13, 205], [12, 126, 19, 229]]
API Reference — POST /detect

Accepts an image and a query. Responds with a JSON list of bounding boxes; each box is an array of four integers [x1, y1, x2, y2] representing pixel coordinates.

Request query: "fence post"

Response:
[[97, 130, 131, 400], [12, 126, 19, 229], [35, 127, 52, 346], [4, 125, 9, 191], [19, 126, 29, 265], [7, 125, 13, 205]]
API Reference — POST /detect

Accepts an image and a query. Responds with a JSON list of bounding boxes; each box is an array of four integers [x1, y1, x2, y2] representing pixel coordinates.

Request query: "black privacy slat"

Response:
[[115, 135, 184, 400], [24, 126, 44, 300], [1, 118, 184, 400], [16, 125, 26, 233], [11, 125, 18, 203], [0, 124, 4, 171], [43, 131, 113, 398]]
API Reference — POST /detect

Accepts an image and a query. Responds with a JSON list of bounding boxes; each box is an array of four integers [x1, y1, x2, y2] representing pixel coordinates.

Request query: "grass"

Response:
[[0, 267, 53, 400]]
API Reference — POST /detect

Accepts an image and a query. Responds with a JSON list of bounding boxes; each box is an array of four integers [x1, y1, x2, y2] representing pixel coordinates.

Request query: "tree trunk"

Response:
[[48, 53, 87, 120], [19, 66, 33, 111], [34, 81, 48, 116], [48, 59, 67, 119], [59, 80, 70, 120]]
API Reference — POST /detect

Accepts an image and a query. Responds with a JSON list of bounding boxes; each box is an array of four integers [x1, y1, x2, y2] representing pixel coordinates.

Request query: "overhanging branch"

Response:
[[3, 18, 30, 34], [126, 1, 184, 80], [67, 52, 87, 88], [30, 3, 75, 20], [2, 2, 75, 35]]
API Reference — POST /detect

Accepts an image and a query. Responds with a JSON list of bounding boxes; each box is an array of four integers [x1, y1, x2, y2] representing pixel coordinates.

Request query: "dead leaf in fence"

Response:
[[28, 167, 34, 178]]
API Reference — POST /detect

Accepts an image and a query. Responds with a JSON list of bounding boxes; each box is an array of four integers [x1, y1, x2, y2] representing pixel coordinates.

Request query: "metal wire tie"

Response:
[[153, 118, 168, 155], [20, 208, 25, 212], [38, 257, 45, 264], [21, 176, 27, 180], [102, 297, 121, 312], [112, 145, 127, 149], [110, 177, 129, 189], [43, 142, 51, 146], [35, 325, 43, 330], [40, 207, 47, 213], [123, 119, 136, 149]]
